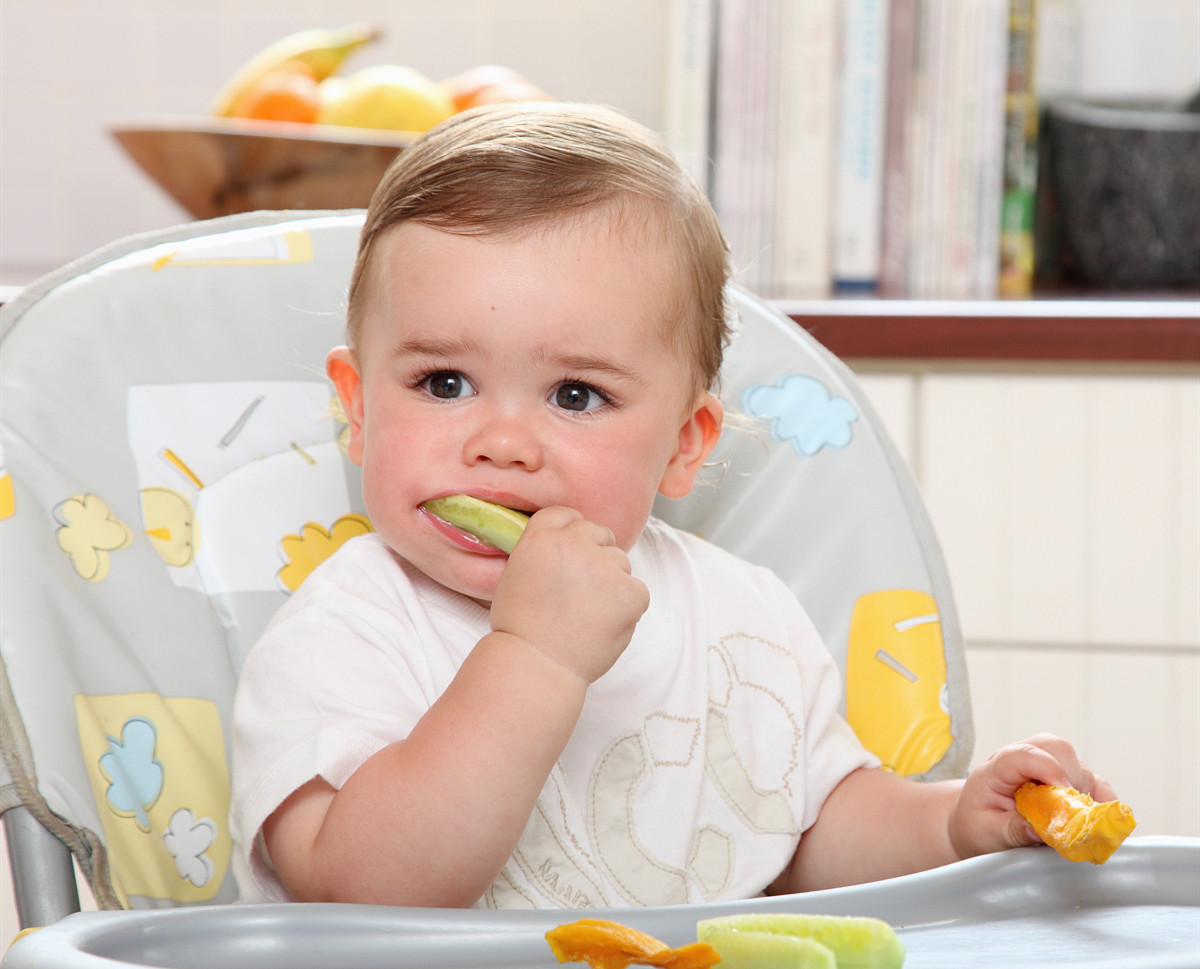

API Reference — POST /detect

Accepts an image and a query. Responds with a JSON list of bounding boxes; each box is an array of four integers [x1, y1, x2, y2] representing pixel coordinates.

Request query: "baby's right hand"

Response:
[[489, 506, 649, 683]]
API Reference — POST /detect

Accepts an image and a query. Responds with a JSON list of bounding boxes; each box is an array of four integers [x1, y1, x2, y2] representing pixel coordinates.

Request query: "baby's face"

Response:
[[330, 211, 719, 601]]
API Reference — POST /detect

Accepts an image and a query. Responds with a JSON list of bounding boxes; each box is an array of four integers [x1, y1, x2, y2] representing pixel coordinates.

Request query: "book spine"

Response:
[[972, 0, 1011, 298], [774, 0, 838, 298], [665, 0, 718, 195], [753, 0, 782, 296], [832, 0, 892, 293], [942, 0, 977, 299], [909, 0, 946, 297], [878, 0, 919, 296], [712, 0, 752, 288], [998, 0, 1039, 296], [712, 0, 779, 295]]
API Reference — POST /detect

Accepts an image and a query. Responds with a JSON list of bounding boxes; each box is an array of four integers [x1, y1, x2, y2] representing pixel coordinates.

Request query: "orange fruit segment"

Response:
[[229, 60, 320, 123], [546, 919, 721, 969], [1014, 781, 1137, 864]]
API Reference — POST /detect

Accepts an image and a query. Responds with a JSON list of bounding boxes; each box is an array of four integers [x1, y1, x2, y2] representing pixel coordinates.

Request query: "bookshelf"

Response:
[[678, 1, 1199, 307]]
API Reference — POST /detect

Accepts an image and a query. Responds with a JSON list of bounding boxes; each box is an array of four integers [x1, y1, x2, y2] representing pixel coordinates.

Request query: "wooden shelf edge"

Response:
[[779, 300, 1200, 362]]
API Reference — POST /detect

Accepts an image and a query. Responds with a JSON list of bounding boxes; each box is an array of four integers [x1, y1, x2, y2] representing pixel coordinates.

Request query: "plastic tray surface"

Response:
[[4, 837, 1197, 969]]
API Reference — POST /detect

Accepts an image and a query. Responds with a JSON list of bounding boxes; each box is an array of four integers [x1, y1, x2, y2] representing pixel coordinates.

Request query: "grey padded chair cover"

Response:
[[0, 210, 969, 920]]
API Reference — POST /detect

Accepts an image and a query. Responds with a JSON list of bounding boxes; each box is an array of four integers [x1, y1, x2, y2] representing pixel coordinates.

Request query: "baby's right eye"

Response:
[[421, 371, 475, 399]]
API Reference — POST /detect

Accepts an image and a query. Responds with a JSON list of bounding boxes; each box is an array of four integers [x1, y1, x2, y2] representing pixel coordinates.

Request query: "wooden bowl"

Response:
[[110, 116, 416, 219]]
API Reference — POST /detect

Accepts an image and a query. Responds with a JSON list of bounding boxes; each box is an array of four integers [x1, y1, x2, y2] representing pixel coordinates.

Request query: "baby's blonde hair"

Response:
[[347, 102, 731, 393]]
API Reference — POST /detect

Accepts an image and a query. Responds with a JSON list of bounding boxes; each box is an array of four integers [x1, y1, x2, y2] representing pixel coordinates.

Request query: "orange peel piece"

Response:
[[1014, 781, 1136, 864], [545, 919, 721, 969]]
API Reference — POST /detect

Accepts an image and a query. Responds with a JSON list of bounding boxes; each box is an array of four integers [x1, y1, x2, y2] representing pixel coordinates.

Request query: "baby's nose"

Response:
[[462, 413, 544, 470]]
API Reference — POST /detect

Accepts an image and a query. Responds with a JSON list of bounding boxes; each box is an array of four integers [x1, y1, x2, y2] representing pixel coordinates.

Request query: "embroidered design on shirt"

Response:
[[508, 773, 609, 909], [588, 731, 691, 907], [644, 712, 700, 767], [704, 634, 802, 833], [689, 824, 734, 896], [484, 868, 538, 909]]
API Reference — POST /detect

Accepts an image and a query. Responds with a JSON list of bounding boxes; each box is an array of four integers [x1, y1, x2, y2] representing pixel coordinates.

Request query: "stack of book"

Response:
[[665, 0, 1040, 299]]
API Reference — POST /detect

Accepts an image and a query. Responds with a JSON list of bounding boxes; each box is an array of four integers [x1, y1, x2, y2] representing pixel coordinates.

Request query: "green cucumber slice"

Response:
[[421, 494, 530, 553], [697, 913, 905, 969], [699, 928, 836, 969]]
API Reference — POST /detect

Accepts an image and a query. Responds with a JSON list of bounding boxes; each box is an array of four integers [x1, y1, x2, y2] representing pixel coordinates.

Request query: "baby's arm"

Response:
[[773, 733, 1114, 893], [261, 507, 648, 907]]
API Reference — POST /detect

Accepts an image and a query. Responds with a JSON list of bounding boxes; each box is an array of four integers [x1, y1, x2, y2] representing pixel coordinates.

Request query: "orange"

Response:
[[230, 60, 320, 124]]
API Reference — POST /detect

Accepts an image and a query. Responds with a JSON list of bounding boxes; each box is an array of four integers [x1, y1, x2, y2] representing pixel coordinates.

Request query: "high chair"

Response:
[[0, 210, 972, 939]]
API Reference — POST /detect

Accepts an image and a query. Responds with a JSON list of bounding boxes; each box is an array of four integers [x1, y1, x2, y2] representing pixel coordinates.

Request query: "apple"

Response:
[[441, 64, 552, 112]]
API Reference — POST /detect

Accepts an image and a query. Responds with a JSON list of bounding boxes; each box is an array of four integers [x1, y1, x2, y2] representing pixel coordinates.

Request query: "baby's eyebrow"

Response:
[[388, 337, 644, 384], [391, 335, 477, 359], [547, 351, 643, 384]]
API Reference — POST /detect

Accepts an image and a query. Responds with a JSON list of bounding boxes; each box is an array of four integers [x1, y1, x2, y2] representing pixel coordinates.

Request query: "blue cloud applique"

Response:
[[742, 374, 858, 456], [98, 716, 164, 831]]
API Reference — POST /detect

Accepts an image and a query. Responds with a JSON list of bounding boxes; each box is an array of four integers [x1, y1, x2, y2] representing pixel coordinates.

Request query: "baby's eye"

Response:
[[421, 371, 475, 399], [553, 381, 610, 413]]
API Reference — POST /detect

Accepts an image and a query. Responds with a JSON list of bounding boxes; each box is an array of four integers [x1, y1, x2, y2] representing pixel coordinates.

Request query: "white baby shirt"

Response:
[[230, 518, 877, 908]]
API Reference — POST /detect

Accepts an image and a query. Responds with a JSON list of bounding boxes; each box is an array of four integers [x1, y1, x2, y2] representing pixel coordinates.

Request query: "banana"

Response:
[[422, 495, 530, 554], [210, 23, 382, 117]]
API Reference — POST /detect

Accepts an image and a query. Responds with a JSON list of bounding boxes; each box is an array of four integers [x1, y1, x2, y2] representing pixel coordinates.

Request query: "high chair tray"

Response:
[[5, 837, 1197, 968]]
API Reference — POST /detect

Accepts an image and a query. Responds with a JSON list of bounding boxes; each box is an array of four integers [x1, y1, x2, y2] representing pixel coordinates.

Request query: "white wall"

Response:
[[857, 365, 1200, 841], [0, 0, 672, 286], [2, 0, 1198, 286]]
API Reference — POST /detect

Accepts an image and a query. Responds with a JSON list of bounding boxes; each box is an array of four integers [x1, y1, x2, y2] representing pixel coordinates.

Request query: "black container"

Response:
[[1040, 97, 1200, 288]]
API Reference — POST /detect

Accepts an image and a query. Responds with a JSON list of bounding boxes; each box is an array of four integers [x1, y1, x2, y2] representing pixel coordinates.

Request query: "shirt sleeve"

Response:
[[228, 540, 464, 900]]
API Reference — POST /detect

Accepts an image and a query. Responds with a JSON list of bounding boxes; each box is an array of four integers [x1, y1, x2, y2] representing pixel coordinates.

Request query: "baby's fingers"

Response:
[[521, 504, 587, 534], [979, 738, 1069, 793], [1020, 733, 1115, 802], [523, 506, 622, 551]]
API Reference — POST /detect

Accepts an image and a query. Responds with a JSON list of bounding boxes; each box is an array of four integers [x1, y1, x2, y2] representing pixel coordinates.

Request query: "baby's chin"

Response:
[[381, 526, 505, 605], [421, 558, 503, 608], [436, 563, 499, 605]]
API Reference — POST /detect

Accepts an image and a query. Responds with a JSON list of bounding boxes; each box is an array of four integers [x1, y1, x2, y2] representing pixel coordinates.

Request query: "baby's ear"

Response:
[[326, 346, 365, 466], [658, 392, 724, 499]]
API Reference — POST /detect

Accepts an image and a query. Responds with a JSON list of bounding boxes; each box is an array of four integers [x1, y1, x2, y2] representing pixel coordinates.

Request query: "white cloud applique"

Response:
[[163, 808, 217, 887]]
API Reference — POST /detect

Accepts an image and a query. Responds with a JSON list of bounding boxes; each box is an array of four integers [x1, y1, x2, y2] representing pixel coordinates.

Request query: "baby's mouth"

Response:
[[421, 495, 530, 554]]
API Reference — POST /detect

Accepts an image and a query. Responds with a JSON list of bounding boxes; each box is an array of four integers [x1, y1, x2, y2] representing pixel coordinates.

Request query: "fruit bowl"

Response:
[[110, 116, 417, 219]]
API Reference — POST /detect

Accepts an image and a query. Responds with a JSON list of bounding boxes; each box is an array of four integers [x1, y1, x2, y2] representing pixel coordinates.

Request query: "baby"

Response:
[[231, 102, 1114, 908]]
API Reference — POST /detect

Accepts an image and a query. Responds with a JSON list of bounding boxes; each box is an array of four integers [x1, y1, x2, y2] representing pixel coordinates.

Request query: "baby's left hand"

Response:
[[948, 732, 1118, 859]]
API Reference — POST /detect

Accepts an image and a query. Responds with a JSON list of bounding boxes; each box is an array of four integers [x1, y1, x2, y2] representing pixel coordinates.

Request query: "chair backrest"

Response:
[[0, 211, 970, 923], [653, 287, 973, 783]]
